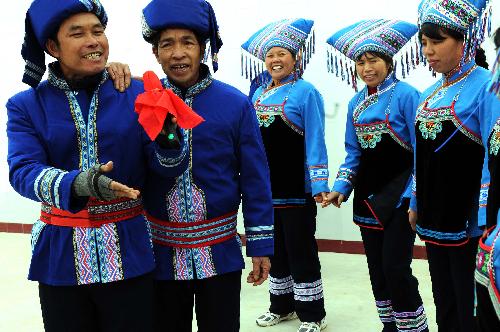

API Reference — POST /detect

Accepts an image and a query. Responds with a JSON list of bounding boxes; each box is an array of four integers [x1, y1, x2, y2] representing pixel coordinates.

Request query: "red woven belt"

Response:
[[40, 197, 143, 228]]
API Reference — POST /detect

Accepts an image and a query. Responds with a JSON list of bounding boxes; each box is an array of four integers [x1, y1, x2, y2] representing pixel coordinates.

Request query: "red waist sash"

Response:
[[147, 211, 238, 248], [40, 198, 143, 228]]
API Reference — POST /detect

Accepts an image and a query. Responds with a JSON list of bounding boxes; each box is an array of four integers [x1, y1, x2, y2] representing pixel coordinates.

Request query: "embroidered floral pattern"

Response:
[[416, 105, 482, 144], [254, 82, 303, 135], [418, 119, 443, 140], [355, 121, 412, 151], [476, 248, 490, 276], [336, 168, 356, 186], [257, 112, 278, 128], [356, 124, 383, 148], [489, 118, 500, 156]]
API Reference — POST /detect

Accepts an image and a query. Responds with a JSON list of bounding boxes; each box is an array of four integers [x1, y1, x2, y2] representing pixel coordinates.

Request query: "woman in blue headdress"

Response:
[[324, 19, 429, 332], [475, 28, 500, 332], [241, 19, 329, 332], [409, 0, 496, 331]]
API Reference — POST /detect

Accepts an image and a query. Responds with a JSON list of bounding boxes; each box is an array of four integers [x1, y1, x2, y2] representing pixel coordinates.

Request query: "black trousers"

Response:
[[269, 199, 326, 322], [425, 237, 480, 332], [360, 204, 428, 332], [154, 270, 242, 332], [476, 282, 500, 331], [38, 273, 154, 332]]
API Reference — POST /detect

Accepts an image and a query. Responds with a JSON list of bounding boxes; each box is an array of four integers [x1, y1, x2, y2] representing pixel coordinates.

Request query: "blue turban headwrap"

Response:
[[21, 0, 107, 88], [142, 0, 223, 72]]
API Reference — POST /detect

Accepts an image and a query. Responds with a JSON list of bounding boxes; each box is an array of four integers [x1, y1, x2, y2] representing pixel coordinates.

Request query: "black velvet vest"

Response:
[[353, 118, 413, 229], [254, 86, 307, 207], [415, 102, 483, 245]]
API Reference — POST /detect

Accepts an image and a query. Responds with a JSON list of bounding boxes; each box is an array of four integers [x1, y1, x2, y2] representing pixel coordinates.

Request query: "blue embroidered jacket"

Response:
[[332, 75, 419, 204], [252, 74, 329, 206], [144, 66, 274, 281], [479, 102, 500, 228], [6, 66, 187, 286], [411, 61, 496, 244], [476, 97, 500, 304]]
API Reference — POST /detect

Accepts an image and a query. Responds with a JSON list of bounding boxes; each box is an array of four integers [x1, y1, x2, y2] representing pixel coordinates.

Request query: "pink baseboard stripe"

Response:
[[0, 222, 427, 259]]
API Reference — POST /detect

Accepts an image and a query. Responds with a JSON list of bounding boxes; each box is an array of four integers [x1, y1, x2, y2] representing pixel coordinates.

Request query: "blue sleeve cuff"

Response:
[[61, 170, 88, 213], [409, 196, 417, 212], [245, 238, 274, 257], [332, 178, 353, 200], [311, 180, 330, 196]]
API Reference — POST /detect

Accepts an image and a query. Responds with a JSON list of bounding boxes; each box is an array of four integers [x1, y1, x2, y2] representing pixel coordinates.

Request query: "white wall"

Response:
[[1, 0, 499, 241]]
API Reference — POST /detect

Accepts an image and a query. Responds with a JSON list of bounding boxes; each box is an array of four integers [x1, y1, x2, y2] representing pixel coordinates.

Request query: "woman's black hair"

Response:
[[494, 27, 500, 49], [355, 51, 394, 75], [418, 23, 464, 42], [475, 47, 488, 69], [419, 22, 488, 69]]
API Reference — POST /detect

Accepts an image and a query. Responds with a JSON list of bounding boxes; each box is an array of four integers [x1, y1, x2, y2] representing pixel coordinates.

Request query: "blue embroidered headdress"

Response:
[[21, 0, 107, 88], [326, 19, 419, 91], [418, 0, 492, 64], [240, 18, 315, 81], [142, 0, 223, 72]]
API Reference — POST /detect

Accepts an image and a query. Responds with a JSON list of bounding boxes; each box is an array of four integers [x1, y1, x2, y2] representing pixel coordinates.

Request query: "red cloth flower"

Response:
[[135, 71, 204, 140]]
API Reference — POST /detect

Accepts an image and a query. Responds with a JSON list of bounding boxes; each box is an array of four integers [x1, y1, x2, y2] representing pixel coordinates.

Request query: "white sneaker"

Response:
[[256, 311, 298, 327], [297, 317, 327, 332]]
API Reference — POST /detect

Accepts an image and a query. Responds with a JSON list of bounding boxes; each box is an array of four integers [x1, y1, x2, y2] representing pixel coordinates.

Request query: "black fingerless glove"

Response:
[[72, 164, 116, 201]]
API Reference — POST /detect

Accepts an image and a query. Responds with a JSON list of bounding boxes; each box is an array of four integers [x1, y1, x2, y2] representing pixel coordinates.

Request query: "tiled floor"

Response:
[[0, 233, 437, 331]]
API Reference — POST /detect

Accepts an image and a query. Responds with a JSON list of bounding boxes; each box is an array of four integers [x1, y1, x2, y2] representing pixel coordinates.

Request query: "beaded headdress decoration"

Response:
[[326, 19, 419, 91], [240, 18, 315, 82], [489, 48, 500, 98], [418, 0, 492, 67]]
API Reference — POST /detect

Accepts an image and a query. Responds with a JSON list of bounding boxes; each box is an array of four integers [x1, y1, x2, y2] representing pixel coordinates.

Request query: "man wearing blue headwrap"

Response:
[[6, 0, 188, 331], [140, 1, 274, 331]]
